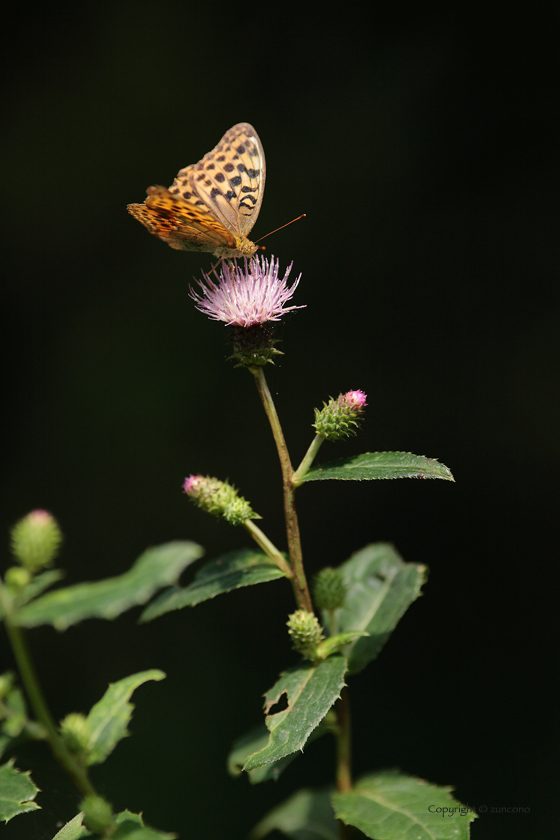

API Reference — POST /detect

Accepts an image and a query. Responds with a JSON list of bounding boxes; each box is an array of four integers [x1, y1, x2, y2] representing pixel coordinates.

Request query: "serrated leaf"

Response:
[[228, 723, 328, 784], [0, 760, 40, 822], [51, 812, 90, 839], [15, 542, 203, 630], [332, 770, 476, 839], [243, 656, 346, 772], [140, 548, 287, 622], [251, 787, 338, 839], [299, 452, 454, 482], [330, 543, 426, 674], [86, 670, 165, 765]]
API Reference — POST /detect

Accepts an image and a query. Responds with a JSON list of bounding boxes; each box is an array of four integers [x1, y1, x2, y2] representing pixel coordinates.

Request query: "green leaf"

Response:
[[243, 656, 346, 772], [228, 723, 328, 784], [315, 631, 369, 660], [0, 682, 37, 759], [299, 452, 454, 482], [85, 670, 165, 766], [17, 569, 65, 606], [15, 542, 203, 629], [51, 813, 90, 839], [112, 810, 176, 840], [0, 760, 40, 822], [1, 684, 27, 739], [332, 770, 476, 839], [141, 548, 287, 622], [331, 543, 426, 674], [251, 787, 338, 839]]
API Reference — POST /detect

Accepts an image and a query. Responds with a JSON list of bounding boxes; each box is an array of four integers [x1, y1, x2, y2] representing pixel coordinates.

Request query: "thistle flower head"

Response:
[[183, 474, 260, 525], [313, 390, 367, 441], [190, 255, 304, 328]]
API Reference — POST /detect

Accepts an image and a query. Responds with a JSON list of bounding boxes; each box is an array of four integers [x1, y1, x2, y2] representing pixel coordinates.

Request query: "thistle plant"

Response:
[[0, 252, 477, 840]]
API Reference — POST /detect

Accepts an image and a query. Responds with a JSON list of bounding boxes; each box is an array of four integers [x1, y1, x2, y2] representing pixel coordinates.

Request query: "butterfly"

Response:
[[127, 123, 266, 259]]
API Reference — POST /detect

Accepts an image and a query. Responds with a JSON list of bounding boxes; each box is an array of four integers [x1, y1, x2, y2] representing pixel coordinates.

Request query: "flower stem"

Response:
[[250, 366, 313, 613], [292, 434, 324, 484], [1, 592, 96, 797], [243, 520, 293, 577], [335, 687, 352, 794]]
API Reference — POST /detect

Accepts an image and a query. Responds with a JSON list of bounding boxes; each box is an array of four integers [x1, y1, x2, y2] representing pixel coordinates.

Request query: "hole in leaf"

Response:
[[266, 692, 289, 716]]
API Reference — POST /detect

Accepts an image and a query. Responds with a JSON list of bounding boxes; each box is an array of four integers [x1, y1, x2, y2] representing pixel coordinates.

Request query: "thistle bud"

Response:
[[4, 566, 31, 590], [313, 390, 367, 441], [183, 475, 259, 525], [10, 510, 62, 572], [287, 610, 324, 658], [80, 795, 114, 834], [60, 713, 91, 755], [313, 567, 347, 611]]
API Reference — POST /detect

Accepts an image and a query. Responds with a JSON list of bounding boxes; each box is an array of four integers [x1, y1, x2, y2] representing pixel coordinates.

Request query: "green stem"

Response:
[[1, 587, 96, 798], [250, 366, 313, 613], [327, 608, 339, 636], [292, 434, 324, 484], [335, 687, 352, 793], [243, 520, 293, 577]]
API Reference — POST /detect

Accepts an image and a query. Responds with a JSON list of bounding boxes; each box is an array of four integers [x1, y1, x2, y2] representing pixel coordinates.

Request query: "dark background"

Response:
[[1, 3, 557, 839]]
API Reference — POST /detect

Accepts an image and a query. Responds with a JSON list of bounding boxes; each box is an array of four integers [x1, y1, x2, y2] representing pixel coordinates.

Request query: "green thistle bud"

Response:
[[10, 510, 62, 572], [60, 713, 91, 755], [4, 566, 31, 590], [183, 475, 260, 525], [313, 567, 347, 611], [313, 390, 367, 441], [80, 794, 114, 834], [287, 610, 324, 659]]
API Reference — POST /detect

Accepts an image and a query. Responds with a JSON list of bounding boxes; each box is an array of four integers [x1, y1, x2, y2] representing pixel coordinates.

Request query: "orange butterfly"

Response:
[[128, 123, 265, 259]]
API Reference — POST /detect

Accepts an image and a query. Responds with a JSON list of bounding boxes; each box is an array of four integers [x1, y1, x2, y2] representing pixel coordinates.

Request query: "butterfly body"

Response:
[[128, 123, 265, 258]]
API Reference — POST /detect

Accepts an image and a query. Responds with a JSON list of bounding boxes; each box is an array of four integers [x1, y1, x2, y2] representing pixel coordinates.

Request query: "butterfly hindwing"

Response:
[[171, 123, 266, 237]]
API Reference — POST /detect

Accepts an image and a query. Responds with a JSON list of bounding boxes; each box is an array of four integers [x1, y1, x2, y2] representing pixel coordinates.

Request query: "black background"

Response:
[[1, 3, 558, 839]]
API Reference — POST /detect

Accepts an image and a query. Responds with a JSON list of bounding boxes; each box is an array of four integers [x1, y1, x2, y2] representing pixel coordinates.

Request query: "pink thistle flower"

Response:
[[183, 475, 204, 496], [189, 256, 305, 327], [341, 390, 367, 410]]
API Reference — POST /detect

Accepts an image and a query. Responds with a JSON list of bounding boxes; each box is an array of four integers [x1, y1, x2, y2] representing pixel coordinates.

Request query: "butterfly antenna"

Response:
[[254, 214, 306, 245]]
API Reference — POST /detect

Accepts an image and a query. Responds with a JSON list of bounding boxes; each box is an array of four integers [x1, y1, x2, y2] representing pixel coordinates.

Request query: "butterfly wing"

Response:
[[128, 185, 237, 252], [169, 123, 266, 238]]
